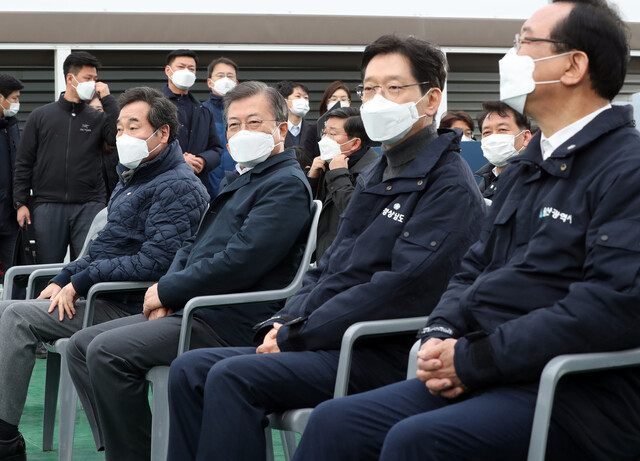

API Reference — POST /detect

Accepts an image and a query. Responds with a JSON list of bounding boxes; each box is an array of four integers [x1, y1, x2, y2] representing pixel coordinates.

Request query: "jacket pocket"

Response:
[[591, 220, 640, 289]]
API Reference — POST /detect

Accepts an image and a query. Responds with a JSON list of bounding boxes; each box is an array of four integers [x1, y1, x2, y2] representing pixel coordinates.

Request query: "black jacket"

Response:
[[13, 94, 118, 205], [474, 162, 499, 200], [285, 119, 320, 158], [157, 150, 313, 346], [0, 115, 20, 227], [307, 147, 379, 259]]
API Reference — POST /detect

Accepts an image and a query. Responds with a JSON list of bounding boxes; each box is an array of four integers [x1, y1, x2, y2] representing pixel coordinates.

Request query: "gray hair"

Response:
[[118, 87, 180, 144], [223, 81, 288, 124]]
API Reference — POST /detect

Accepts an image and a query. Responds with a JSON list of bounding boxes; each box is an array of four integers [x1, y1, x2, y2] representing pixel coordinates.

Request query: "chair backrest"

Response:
[[77, 207, 108, 259], [286, 200, 323, 296]]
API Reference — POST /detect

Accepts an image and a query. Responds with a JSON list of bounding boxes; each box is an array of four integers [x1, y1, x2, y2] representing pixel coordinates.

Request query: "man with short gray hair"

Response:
[[65, 81, 314, 461]]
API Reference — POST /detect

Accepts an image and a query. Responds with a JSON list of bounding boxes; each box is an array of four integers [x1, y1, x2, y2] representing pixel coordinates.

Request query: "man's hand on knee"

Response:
[[148, 307, 174, 321], [38, 282, 62, 300], [143, 283, 164, 318], [47, 283, 79, 321]]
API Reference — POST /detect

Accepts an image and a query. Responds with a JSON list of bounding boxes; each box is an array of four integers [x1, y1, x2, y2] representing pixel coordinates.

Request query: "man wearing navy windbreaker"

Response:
[[166, 34, 485, 461], [293, 1, 640, 460], [203, 57, 239, 197]]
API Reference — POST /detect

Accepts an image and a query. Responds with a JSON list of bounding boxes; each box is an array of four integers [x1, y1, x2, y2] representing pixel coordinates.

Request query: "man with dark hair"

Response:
[[292, 2, 640, 460], [203, 56, 239, 196], [0, 74, 24, 282], [308, 107, 378, 258], [166, 33, 483, 461], [13, 51, 117, 264], [65, 81, 313, 460], [439, 110, 475, 141], [0, 86, 209, 461], [475, 101, 532, 200], [276, 80, 319, 157], [162, 49, 223, 195]]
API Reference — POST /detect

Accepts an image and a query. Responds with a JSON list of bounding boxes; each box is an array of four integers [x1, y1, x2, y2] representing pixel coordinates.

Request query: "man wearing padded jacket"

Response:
[[292, 1, 640, 461], [166, 34, 485, 461], [13, 51, 118, 264], [0, 86, 209, 461]]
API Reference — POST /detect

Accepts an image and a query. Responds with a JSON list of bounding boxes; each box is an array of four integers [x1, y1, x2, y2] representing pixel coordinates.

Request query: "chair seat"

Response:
[[268, 409, 313, 434]]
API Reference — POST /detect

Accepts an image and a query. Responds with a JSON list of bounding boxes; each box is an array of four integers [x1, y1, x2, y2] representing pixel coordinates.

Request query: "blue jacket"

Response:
[[203, 93, 237, 197], [422, 105, 640, 459], [258, 128, 484, 353], [0, 116, 20, 227], [51, 140, 209, 313], [162, 85, 223, 195], [157, 149, 313, 346]]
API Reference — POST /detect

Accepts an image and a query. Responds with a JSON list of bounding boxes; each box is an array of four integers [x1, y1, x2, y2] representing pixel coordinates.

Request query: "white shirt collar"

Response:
[[287, 120, 302, 136], [539, 104, 612, 160], [235, 164, 253, 175]]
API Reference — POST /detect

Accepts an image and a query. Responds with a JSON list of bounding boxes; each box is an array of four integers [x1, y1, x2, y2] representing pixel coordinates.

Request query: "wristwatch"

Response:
[[13, 201, 26, 210]]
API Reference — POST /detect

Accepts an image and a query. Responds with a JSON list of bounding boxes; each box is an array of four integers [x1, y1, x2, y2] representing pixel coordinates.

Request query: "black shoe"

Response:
[[0, 433, 26, 461], [35, 342, 47, 359]]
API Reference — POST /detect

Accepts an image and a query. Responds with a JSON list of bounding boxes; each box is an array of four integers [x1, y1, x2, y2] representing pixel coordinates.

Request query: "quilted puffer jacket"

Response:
[[51, 140, 209, 313]]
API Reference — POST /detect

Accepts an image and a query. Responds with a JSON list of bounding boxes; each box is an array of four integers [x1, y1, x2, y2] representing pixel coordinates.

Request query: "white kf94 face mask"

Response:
[[227, 126, 283, 168], [317, 136, 355, 162], [72, 75, 96, 101], [2, 102, 19, 118], [170, 68, 196, 90], [360, 91, 430, 145], [499, 47, 572, 114], [116, 129, 161, 170], [481, 131, 525, 167], [290, 99, 310, 117], [213, 77, 236, 96]]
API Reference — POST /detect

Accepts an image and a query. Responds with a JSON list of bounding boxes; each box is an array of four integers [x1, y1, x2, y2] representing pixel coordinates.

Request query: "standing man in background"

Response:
[[0, 74, 23, 281], [276, 80, 319, 158], [203, 57, 239, 197], [163, 49, 223, 195], [13, 52, 116, 264]]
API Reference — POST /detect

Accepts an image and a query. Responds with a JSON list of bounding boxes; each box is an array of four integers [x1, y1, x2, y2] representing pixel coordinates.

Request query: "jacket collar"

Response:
[[474, 162, 495, 180], [360, 127, 460, 188], [117, 139, 185, 184], [207, 92, 224, 107], [511, 104, 635, 179], [350, 148, 379, 174], [219, 149, 297, 195], [56, 93, 86, 114], [162, 85, 199, 105]]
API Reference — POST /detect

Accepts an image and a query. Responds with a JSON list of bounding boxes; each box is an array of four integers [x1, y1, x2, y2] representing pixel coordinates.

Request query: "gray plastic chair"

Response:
[[145, 200, 323, 461], [527, 347, 640, 461], [2, 207, 108, 301], [267, 316, 429, 460]]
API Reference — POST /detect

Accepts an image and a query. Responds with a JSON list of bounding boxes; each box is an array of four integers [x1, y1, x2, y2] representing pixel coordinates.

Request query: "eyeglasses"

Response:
[[227, 119, 279, 134], [513, 33, 570, 53], [355, 82, 430, 101], [321, 130, 348, 139]]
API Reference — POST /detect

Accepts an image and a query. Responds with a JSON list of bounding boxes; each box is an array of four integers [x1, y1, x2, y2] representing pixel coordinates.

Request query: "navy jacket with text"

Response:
[[51, 140, 209, 313], [422, 105, 640, 459], [258, 127, 484, 357], [156, 149, 313, 347]]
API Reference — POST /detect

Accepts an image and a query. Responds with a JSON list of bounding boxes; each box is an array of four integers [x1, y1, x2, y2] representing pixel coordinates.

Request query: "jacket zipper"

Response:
[[65, 107, 75, 202]]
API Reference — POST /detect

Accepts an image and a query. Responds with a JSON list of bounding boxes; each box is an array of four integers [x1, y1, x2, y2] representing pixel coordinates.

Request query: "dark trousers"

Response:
[[294, 378, 590, 461], [33, 201, 104, 263], [0, 223, 18, 283], [66, 313, 224, 461], [167, 346, 408, 461]]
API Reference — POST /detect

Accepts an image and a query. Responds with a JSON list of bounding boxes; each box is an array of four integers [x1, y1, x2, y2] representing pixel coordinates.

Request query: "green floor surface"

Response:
[[21, 358, 288, 460]]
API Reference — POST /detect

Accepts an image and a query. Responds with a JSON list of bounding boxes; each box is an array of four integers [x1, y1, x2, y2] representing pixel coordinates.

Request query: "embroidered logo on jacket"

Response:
[[539, 206, 572, 223], [80, 124, 92, 133], [382, 207, 404, 222]]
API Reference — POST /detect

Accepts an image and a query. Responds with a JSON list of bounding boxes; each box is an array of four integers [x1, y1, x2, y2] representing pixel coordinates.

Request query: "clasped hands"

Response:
[[417, 338, 467, 399]]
